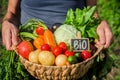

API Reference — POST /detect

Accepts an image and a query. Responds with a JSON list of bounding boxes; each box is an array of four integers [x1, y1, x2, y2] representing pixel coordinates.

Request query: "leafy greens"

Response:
[[64, 6, 101, 39], [0, 46, 30, 80]]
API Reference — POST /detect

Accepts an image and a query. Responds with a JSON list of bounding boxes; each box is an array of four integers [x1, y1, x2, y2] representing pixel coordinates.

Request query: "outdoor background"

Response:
[[0, 0, 120, 80]]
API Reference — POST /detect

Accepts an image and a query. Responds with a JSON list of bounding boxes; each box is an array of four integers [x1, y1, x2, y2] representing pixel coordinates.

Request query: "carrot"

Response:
[[33, 35, 44, 49], [44, 29, 56, 49]]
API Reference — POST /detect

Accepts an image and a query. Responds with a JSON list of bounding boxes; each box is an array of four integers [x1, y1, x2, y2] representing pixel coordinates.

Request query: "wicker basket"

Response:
[[19, 45, 103, 80]]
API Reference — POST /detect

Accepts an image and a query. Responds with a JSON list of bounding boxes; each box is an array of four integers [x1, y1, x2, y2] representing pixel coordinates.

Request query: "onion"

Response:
[[55, 54, 67, 66]]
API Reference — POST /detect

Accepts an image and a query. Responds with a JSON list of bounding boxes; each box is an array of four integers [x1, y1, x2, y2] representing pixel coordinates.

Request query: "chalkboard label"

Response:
[[71, 38, 89, 52]]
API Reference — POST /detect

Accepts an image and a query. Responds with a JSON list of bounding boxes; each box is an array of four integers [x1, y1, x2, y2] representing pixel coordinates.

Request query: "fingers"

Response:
[[104, 28, 113, 48], [2, 21, 18, 50], [5, 31, 12, 50], [2, 26, 12, 50], [96, 20, 113, 48], [11, 24, 19, 46]]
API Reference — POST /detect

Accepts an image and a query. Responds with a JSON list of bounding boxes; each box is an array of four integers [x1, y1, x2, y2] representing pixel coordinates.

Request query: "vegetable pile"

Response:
[[17, 6, 100, 66]]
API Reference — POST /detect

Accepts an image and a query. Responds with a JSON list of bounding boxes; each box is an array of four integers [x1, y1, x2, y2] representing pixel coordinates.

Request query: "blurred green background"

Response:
[[0, 0, 120, 80]]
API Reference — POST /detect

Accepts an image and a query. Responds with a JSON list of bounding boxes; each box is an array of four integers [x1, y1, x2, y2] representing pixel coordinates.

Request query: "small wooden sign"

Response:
[[71, 38, 90, 52]]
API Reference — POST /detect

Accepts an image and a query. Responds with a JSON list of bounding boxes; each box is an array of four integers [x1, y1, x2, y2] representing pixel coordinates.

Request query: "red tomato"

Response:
[[41, 44, 51, 51], [64, 50, 74, 57], [52, 46, 63, 56], [58, 42, 67, 52], [81, 50, 91, 60], [36, 26, 44, 35], [17, 41, 34, 59]]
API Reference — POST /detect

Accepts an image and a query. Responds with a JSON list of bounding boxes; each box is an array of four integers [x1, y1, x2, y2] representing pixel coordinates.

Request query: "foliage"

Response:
[[98, 0, 120, 53], [0, 0, 7, 8], [98, 0, 120, 79], [0, 0, 7, 35], [0, 0, 7, 20], [115, 72, 120, 80], [0, 46, 30, 80]]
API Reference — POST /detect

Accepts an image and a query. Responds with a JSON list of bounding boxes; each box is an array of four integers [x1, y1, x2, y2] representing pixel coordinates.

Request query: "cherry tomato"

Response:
[[36, 26, 44, 35], [17, 41, 34, 59], [41, 44, 51, 51], [52, 46, 63, 56], [58, 42, 67, 52], [64, 50, 74, 57], [81, 50, 91, 60]]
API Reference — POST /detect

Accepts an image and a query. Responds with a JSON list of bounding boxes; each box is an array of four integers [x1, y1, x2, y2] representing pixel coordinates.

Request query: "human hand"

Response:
[[2, 20, 19, 50], [96, 20, 113, 48]]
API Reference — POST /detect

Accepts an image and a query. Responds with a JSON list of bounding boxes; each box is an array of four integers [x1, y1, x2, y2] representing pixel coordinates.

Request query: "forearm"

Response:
[[85, 0, 99, 18], [85, 0, 97, 6], [3, 0, 21, 26]]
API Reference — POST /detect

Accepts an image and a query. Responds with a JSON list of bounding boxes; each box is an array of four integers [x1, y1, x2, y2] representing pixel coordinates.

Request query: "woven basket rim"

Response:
[[19, 45, 103, 68]]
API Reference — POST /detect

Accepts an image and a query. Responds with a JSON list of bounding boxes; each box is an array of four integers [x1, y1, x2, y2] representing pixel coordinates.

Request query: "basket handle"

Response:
[[92, 45, 104, 58], [13, 46, 20, 56]]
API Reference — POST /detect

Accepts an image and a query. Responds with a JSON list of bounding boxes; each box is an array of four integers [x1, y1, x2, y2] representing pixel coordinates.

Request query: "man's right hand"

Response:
[[2, 20, 19, 50]]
